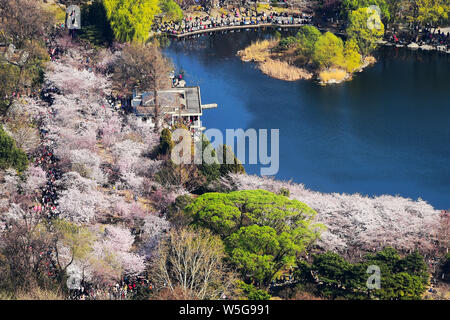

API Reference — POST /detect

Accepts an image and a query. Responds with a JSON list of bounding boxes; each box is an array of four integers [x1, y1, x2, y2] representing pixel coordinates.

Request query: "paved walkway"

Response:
[[168, 23, 308, 38], [158, 13, 313, 37]]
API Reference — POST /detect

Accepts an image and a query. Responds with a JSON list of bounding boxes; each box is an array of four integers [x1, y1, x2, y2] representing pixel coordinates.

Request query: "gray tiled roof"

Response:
[[133, 87, 202, 117]]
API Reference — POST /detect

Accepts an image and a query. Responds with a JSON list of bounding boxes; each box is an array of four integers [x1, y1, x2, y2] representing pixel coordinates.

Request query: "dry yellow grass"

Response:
[[259, 59, 313, 81], [185, 5, 206, 18], [355, 56, 377, 72], [124, 132, 145, 144], [364, 56, 377, 65], [96, 142, 115, 164], [240, 41, 376, 84], [42, 1, 66, 24], [219, 7, 229, 15], [318, 68, 348, 83], [238, 40, 312, 81], [238, 40, 273, 63], [256, 3, 271, 11], [15, 287, 65, 300]]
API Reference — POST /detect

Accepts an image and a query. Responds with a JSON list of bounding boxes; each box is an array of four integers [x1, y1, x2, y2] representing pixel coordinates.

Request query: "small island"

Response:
[[238, 7, 384, 85]]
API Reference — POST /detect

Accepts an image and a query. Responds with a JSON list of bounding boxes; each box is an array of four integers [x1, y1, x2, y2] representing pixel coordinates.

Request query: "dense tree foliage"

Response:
[[312, 31, 345, 68], [227, 224, 304, 284], [218, 144, 245, 177], [340, 0, 390, 21], [157, 128, 174, 156], [326, 0, 449, 30], [295, 25, 322, 59], [160, 0, 183, 22], [346, 7, 385, 56], [197, 135, 221, 188], [154, 133, 243, 193], [0, 125, 28, 172], [186, 190, 324, 286], [342, 38, 362, 72], [276, 25, 365, 73], [80, 0, 115, 45], [405, 0, 449, 29], [235, 280, 271, 300], [296, 247, 429, 300], [103, 0, 161, 42]]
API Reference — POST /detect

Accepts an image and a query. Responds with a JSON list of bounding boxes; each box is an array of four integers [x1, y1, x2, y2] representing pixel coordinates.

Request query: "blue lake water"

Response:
[[164, 30, 450, 209]]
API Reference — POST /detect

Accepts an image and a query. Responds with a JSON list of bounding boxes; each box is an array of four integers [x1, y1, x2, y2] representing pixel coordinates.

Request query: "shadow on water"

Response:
[[164, 31, 450, 208]]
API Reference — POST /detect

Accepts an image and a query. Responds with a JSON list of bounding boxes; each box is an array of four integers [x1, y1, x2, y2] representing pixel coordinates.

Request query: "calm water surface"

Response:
[[164, 30, 450, 209]]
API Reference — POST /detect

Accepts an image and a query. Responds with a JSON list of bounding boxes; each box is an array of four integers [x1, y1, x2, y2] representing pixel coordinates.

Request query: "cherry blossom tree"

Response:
[[138, 214, 170, 259], [109, 139, 159, 194], [91, 224, 146, 282], [94, 48, 119, 75], [68, 149, 107, 185], [22, 165, 47, 195], [46, 62, 111, 97], [0, 168, 21, 197], [227, 174, 441, 258], [123, 115, 159, 146], [99, 115, 122, 149], [105, 194, 147, 223], [56, 172, 109, 223], [52, 223, 146, 286], [0, 37, 177, 294]]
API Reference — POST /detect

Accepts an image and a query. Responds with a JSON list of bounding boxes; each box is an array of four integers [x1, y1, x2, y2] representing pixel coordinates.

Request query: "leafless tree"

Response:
[[151, 285, 199, 300], [153, 162, 207, 193], [112, 43, 172, 95], [0, 204, 53, 291], [112, 43, 172, 125], [151, 228, 235, 300], [0, 0, 54, 47], [4, 103, 40, 154]]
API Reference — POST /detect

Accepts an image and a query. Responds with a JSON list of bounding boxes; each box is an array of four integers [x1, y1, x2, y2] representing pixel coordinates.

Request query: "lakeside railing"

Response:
[[156, 14, 314, 38], [165, 22, 309, 38], [157, 17, 349, 39]]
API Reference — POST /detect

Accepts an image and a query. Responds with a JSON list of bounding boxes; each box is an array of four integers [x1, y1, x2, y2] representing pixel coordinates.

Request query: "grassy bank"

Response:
[[237, 40, 313, 81], [238, 38, 377, 85]]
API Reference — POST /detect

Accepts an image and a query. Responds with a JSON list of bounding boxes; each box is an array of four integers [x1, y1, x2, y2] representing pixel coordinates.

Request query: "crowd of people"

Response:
[[153, 5, 450, 54], [155, 8, 312, 35], [32, 29, 150, 300], [418, 28, 450, 50], [6, 8, 445, 300], [33, 145, 62, 219], [45, 30, 65, 63], [70, 276, 153, 300], [31, 33, 66, 220], [389, 27, 450, 52]]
